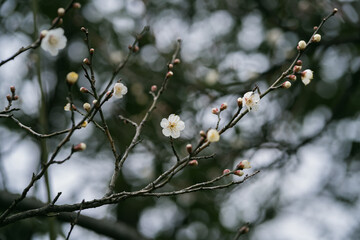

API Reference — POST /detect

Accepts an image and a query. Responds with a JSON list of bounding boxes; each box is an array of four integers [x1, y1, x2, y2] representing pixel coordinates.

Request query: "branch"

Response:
[[0, 191, 149, 240], [0, 0, 77, 68]]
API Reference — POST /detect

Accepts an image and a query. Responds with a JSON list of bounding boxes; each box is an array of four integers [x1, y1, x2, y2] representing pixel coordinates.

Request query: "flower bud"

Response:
[[173, 59, 181, 65], [212, 108, 219, 115], [236, 160, 251, 170], [73, 2, 81, 9], [128, 45, 133, 50], [288, 75, 297, 81], [312, 34, 321, 43], [40, 30, 48, 39], [313, 26, 318, 30], [83, 102, 91, 112], [83, 58, 90, 65], [80, 87, 89, 93], [89, 48, 95, 55], [92, 99, 98, 105], [13, 95, 19, 101], [168, 64, 173, 69], [237, 97, 243, 107], [10, 86, 15, 93], [151, 85, 157, 92], [81, 121, 88, 128], [186, 144, 193, 154], [57, 8, 65, 17], [293, 65, 302, 73], [166, 71, 174, 78], [333, 8, 338, 13], [298, 40, 307, 50], [58, 18, 63, 25], [234, 170, 244, 176], [133, 45, 139, 52], [220, 103, 228, 111], [80, 27, 86, 32], [66, 72, 79, 85], [199, 130, 207, 138], [188, 160, 198, 166], [296, 60, 302, 66], [223, 169, 231, 175], [6, 95, 11, 101], [282, 81, 292, 89], [106, 91, 113, 98], [73, 143, 86, 152]]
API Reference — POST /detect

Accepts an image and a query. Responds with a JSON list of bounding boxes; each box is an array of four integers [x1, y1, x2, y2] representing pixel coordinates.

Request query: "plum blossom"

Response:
[[160, 114, 185, 138], [41, 28, 67, 56], [301, 69, 314, 85], [207, 129, 220, 142], [242, 91, 260, 111], [113, 83, 128, 98]]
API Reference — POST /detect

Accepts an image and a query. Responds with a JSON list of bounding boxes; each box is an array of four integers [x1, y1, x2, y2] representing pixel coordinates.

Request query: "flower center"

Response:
[[48, 35, 59, 46], [169, 122, 176, 129]]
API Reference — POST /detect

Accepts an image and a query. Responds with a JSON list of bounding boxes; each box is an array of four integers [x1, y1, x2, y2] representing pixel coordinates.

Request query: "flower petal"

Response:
[[160, 119, 169, 128], [162, 128, 171, 137]]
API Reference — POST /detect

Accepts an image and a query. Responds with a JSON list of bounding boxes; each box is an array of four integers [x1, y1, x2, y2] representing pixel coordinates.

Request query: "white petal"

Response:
[[162, 128, 171, 137], [160, 119, 169, 128], [243, 91, 253, 99], [252, 93, 260, 102], [302, 78, 311, 85], [168, 114, 179, 123], [171, 130, 180, 138], [176, 121, 185, 131]]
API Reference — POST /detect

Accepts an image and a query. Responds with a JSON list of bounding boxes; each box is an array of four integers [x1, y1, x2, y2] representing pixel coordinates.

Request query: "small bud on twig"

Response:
[[220, 103, 228, 111], [13, 95, 19, 101], [186, 144, 192, 154], [133, 45, 139, 53], [212, 108, 219, 115], [173, 58, 181, 65], [298, 40, 307, 51], [80, 87, 89, 93], [188, 160, 198, 166], [73, 2, 81, 9], [6, 95, 12, 102], [288, 75, 297, 81], [312, 34, 321, 43], [223, 169, 231, 175], [237, 97, 243, 107], [293, 65, 302, 73], [83, 58, 90, 65], [80, 27, 86, 32], [57, 8, 65, 17], [296, 60, 302, 66], [234, 170, 244, 176], [199, 130, 206, 138], [151, 85, 157, 92], [89, 48, 95, 55], [10, 86, 15, 94], [168, 63, 173, 69], [166, 71, 174, 78], [73, 143, 86, 152], [66, 72, 79, 85], [282, 81, 292, 89], [83, 103, 91, 112]]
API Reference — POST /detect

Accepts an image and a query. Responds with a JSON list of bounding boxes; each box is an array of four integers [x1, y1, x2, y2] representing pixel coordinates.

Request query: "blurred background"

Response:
[[0, 0, 360, 239]]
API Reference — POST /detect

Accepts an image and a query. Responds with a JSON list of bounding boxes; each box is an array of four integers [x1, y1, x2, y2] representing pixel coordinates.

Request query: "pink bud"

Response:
[[237, 97, 243, 107], [151, 85, 157, 92], [73, 143, 86, 152], [293, 65, 302, 73], [288, 75, 297, 81], [296, 60, 302, 66], [186, 144, 192, 154], [73, 2, 81, 9], [223, 169, 231, 175], [282, 81, 292, 89], [173, 59, 181, 65], [188, 160, 198, 166], [80, 87, 89, 93], [83, 58, 90, 65], [168, 64, 173, 69], [220, 103, 228, 111], [212, 108, 219, 115], [199, 130, 206, 138], [166, 71, 174, 78], [10, 86, 15, 93], [89, 48, 95, 55], [234, 170, 244, 176]]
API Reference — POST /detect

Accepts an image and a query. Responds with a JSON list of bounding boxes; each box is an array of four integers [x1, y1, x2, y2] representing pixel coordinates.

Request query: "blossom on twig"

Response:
[[243, 91, 260, 111], [301, 69, 314, 85], [207, 129, 220, 142], [113, 83, 128, 98], [160, 114, 185, 138], [41, 28, 67, 56]]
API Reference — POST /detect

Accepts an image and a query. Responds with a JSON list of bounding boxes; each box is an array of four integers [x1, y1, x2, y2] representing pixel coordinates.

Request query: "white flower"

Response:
[[313, 34, 321, 42], [160, 114, 185, 138], [237, 160, 251, 170], [64, 103, 71, 111], [242, 91, 260, 111], [301, 69, 314, 85], [113, 83, 128, 98], [41, 28, 67, 56], [207, 129, 220, 142]]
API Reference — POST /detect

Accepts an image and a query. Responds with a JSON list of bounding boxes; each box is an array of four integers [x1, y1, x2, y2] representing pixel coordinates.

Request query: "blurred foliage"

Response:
[[0, 0, 360, 239]]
